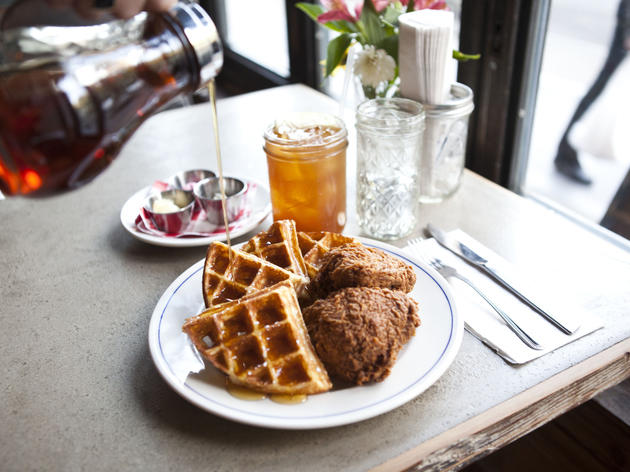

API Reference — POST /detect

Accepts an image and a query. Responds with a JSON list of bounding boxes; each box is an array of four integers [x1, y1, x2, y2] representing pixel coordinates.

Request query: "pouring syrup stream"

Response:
[[207, 79, 231, 254], [209, 81, 306, 406]]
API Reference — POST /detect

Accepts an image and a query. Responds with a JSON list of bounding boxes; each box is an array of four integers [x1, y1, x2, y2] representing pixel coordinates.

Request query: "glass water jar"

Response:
[[356, 98, 425, 240], [419, 82, 474, 203], [263, 113, 348, 232]]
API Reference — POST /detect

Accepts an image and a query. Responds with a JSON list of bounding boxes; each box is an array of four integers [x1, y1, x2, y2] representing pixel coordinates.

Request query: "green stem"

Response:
[[355, 20, 368, 44]]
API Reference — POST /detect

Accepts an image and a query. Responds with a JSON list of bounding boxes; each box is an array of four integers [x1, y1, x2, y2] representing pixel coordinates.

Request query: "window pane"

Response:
[[223, 0, 290, 78], [524, 0, 630, 223]]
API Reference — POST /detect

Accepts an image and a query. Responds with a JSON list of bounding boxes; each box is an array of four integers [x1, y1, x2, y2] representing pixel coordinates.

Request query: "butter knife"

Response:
[[426, 224, 581, 335]]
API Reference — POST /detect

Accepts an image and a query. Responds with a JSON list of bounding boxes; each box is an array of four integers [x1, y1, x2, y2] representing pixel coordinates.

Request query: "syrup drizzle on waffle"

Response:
[[183, 281, 331, 396]]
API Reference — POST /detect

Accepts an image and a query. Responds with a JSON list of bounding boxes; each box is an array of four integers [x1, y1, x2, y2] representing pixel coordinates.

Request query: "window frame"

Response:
[[201, 0, 320, 94], [202, 0, 545, 189], [457, 0, 546, 187]]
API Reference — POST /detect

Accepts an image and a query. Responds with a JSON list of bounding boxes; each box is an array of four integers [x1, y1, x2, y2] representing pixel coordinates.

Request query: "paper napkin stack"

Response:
[[399, 10, 455, 199], [398, 9, 454, 105]]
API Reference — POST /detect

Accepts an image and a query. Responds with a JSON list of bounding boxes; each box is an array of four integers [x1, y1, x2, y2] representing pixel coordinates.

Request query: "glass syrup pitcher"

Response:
[[0, 1, 222, 196]]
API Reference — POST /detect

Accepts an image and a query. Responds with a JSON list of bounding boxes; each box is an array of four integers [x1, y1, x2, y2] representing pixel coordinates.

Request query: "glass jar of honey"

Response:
[[263, 113, 348, 233]]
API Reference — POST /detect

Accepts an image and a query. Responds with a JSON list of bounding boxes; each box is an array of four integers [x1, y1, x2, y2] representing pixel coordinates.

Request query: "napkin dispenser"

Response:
[[398, 9, 473, 203]]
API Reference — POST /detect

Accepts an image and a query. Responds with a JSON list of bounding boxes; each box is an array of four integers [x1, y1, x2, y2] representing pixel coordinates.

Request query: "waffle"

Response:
[[241, 220, 307, 278], [202, 241, 306, 308], [183, 282, 332, 395], [297, 231, 357, 279]]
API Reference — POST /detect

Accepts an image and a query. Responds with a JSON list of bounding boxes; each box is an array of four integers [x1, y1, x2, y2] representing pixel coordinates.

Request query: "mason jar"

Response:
[[355, 98, 425, 240], [263, 113, 348, 232], [419, 82, 474, 203]]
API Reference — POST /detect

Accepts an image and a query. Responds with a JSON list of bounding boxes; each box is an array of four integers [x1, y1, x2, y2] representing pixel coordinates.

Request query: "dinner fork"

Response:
[[428, 257, 543, 351]]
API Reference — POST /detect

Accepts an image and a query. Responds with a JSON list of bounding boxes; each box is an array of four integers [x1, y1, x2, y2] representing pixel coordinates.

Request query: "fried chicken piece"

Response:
[[303, 287, 420, 385], [310, 242, 416, 300]]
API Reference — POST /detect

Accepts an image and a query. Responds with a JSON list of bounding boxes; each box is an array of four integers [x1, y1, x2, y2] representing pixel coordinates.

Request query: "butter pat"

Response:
[[152, 198, 181, 213]]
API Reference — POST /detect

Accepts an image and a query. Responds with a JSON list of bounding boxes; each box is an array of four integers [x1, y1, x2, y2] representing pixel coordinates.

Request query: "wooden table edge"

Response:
[[371, 337, 630, 472]]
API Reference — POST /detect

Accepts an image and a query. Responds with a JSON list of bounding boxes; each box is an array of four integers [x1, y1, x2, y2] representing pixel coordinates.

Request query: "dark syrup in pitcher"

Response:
[[0, 5, 221, 197]]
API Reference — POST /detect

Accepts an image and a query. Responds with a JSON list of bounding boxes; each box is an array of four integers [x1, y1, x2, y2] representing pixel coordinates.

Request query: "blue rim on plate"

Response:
[[148, 237, 463, 429]]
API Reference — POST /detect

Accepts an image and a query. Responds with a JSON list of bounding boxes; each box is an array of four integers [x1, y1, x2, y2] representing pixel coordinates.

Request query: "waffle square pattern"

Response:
[[297, 231, 357, 278], [241, 220, 307, 278], [203, 241, 306, 308], [183, 282, 332, 395]]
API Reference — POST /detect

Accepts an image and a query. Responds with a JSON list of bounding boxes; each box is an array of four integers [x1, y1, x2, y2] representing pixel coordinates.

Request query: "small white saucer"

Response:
[[120, 178, 271, 248]]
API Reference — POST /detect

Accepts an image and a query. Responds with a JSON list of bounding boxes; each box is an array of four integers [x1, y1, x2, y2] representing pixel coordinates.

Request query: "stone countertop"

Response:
[[1, 84, 629, 471]]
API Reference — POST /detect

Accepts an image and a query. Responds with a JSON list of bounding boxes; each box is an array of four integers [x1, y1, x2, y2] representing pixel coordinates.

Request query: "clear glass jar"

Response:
[[419, 82, 474, 203], [263, 113, 348, 232], [355, 98, 425, 240]]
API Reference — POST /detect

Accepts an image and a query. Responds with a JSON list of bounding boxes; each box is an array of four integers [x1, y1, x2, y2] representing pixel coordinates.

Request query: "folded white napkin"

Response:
[[405, 231, 603, 364], [399, 9, 454, 104]]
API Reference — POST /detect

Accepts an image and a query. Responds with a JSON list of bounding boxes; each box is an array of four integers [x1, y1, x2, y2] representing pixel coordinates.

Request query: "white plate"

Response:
[[148, 237, 463, 429], [120, 179, 271, 248]]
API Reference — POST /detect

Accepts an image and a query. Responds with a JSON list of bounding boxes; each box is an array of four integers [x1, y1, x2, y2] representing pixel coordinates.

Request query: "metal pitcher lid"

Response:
[[0, 1, 223, 86], [169, 1, 223, 86]]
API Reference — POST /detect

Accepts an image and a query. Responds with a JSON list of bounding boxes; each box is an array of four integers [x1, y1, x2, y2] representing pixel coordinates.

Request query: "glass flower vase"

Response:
[[354, 75, 400, 102]]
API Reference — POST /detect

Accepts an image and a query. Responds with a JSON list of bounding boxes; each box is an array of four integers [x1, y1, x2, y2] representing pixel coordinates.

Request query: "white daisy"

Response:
[[353, 45, 396, 88]]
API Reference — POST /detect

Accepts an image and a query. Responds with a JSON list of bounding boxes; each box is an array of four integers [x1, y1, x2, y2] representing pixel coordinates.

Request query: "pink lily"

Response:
[[354, 0, 392, 17], [372, 0, 392, 12], [317, 0, 361, 23], [318, 0, 392, 24], [400, 0, 448, 9]]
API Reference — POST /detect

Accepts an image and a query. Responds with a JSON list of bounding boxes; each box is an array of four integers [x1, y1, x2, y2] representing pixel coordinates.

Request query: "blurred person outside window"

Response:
[[554, 0, 630, 185]]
